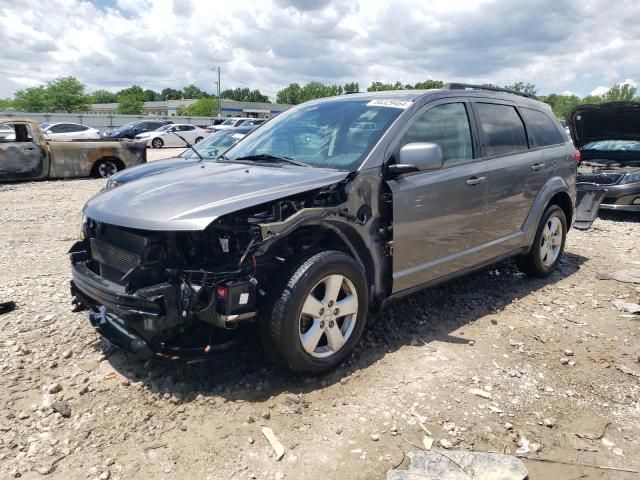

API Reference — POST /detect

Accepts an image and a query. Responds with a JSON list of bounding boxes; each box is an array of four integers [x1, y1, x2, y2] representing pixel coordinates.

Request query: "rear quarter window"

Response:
[[475, 103, 528, 156], [520, 108, 566, 147]]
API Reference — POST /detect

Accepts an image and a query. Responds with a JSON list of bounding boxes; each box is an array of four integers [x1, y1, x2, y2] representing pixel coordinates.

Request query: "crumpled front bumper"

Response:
[[70, 261, 181, 358]]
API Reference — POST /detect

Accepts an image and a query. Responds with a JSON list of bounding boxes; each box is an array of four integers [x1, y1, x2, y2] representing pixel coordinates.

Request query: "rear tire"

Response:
[[517, 204, 567, 277], [93, 158, 119, 178], [261, 250, 368, 375], [151, 138, 163, 148]]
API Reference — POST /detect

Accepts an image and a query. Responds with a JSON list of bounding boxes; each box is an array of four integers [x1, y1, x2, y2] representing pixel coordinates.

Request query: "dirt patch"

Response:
[[0, 177, 638, 480]]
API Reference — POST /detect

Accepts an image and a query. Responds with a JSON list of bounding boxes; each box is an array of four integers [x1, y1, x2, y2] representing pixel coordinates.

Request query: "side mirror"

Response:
[[387, 142, 444, 177]]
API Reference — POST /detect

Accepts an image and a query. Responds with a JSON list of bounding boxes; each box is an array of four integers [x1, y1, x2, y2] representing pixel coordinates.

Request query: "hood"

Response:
[[85, 162, 349, 231], [109, 156, 197, 185], [567, 101, 640, 148]]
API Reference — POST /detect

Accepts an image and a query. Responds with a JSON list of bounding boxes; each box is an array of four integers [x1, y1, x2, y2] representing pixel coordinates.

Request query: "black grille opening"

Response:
[[90, 237, 141, 274], [578, 173, 623, 185]]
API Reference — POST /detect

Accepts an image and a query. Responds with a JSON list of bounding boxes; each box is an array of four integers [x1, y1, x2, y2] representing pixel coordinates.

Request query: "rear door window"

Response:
[[48, 124, 67, 133], [475, 103, 528, 156], [520, 108, 566, 147], [398, 103, 473, 165]]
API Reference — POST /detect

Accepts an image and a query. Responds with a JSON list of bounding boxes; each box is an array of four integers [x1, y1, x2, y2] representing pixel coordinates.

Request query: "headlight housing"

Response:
[[619, 172, 640, 185], [104, 176, 120, 190], [79, 212, 88, 240]]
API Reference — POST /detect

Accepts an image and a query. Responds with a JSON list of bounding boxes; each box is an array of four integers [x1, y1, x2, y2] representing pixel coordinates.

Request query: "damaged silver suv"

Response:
[[70, 84, 595, 374]]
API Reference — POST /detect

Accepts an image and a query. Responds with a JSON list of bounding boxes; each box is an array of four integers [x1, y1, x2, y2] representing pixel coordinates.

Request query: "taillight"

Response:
[[574, 150, 581, 165], [216, 286, 228, 300]]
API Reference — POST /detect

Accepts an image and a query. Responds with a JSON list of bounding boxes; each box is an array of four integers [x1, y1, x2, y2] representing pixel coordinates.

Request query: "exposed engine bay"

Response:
[[69, 180, 379, 359]]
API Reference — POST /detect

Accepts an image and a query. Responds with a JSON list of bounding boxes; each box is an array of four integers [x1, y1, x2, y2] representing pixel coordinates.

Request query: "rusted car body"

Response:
[[0, 118, 146, 182]]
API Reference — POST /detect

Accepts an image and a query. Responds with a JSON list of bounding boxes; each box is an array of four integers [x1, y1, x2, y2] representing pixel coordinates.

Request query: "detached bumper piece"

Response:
[[89, 306, 154, 358], [71, 261, 182, 358], [574, 183, 607, 230], [71, 260, 248, 359]]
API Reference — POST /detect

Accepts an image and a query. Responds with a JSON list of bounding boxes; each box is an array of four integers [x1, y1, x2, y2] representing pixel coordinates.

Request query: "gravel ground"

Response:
[[1, 154, 639, 479]]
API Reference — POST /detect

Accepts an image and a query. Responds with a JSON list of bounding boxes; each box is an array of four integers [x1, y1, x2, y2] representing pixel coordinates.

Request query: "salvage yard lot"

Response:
[[0, 159, 639, 479]]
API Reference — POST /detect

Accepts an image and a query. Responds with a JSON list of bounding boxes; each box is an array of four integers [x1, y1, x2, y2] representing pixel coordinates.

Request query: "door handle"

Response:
[[466, 176, 486, 186], [21, 147, 35, 151], [531, 163, 546, 171]]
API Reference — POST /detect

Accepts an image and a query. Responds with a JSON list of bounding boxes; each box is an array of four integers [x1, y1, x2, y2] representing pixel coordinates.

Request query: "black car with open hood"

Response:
[[569, 101, 640, 212]]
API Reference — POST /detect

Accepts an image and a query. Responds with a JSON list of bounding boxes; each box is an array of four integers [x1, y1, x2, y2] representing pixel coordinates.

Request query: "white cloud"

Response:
[[590, 86, 610, 96], [0, 0, 639, 99]]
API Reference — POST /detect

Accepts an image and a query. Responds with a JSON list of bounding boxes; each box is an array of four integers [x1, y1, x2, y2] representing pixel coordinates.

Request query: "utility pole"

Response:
[[216, 66, 221, 117], [211, 66, 222, 118]]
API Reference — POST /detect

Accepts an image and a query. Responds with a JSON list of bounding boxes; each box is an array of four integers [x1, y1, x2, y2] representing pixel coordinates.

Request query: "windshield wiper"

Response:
[[170, 132, 204, 162], [232, 154, 310, 167]]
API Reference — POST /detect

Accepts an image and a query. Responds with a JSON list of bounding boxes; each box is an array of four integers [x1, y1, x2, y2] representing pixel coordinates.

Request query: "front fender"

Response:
[[522, 176, 575, 247]]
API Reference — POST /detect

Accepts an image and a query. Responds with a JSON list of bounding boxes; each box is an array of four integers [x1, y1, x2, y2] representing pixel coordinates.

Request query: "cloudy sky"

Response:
[[0, 0, 638, 100]]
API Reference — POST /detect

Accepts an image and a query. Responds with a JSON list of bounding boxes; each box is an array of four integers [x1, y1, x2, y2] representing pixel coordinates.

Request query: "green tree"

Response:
[[602, 83, 637, 102], [581, 94, 604, 105], [540, 94, 582, 118], [117, 94, 144, 114], [343, 82, 360, 93], [221, 87, 269, 103], [116, 85, 145, 102], [160, 88, 182, 100], [143, 89, 159, 102], [89, 89, 118, 103], [0, 98, 14, 111], [182, 84, 209, 99], [300, 82, 342, 101], [46, 76, 90, 112], [276, 83, 304, 104], [367, 81, 405, 92], [13, 86, 50, 112], [504, 82, 538, 95], [413, 79, 444, 89], [178, 98, 220, 116]]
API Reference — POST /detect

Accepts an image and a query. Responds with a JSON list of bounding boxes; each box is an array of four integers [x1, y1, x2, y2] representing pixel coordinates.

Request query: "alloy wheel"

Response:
[[539, 215, 563, 267], [298, 274, 359, 358]]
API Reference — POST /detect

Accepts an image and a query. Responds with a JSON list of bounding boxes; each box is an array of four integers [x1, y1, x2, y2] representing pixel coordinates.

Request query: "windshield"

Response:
[[583, 140, 640, 151], [156, 124, 174, 132], [221, 118, 237, 126], [182, 129, 247, 159], [223, 99, 405, 170]]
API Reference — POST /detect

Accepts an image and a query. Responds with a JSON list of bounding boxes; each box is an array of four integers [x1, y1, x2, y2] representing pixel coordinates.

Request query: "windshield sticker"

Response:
[[367, 99, 412, 109]]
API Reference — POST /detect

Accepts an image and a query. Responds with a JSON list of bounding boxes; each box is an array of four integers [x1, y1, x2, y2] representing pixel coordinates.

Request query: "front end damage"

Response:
[[70, 179, 378, 359]]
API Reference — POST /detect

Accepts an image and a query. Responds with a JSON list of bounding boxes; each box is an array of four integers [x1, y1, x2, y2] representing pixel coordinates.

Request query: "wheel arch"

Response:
[[548, 191, 573, 227], [263, 221, 376, 292], [522, 176, 575, 248]]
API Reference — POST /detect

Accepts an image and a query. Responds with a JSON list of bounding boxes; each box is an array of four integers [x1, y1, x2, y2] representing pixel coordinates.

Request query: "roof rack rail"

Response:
[[443, 83, 537, 99]]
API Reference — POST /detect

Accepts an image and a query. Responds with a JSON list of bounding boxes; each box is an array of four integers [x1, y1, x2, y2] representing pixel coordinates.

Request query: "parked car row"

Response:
[[0, 118, 267, 144], [133, 123, 209, 148]]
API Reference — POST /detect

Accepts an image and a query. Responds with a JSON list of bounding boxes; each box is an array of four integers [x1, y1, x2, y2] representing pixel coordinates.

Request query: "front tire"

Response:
[[151, 138, 164, 148], [517, 205, 567, 277], [261, 250, 368, 375]]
